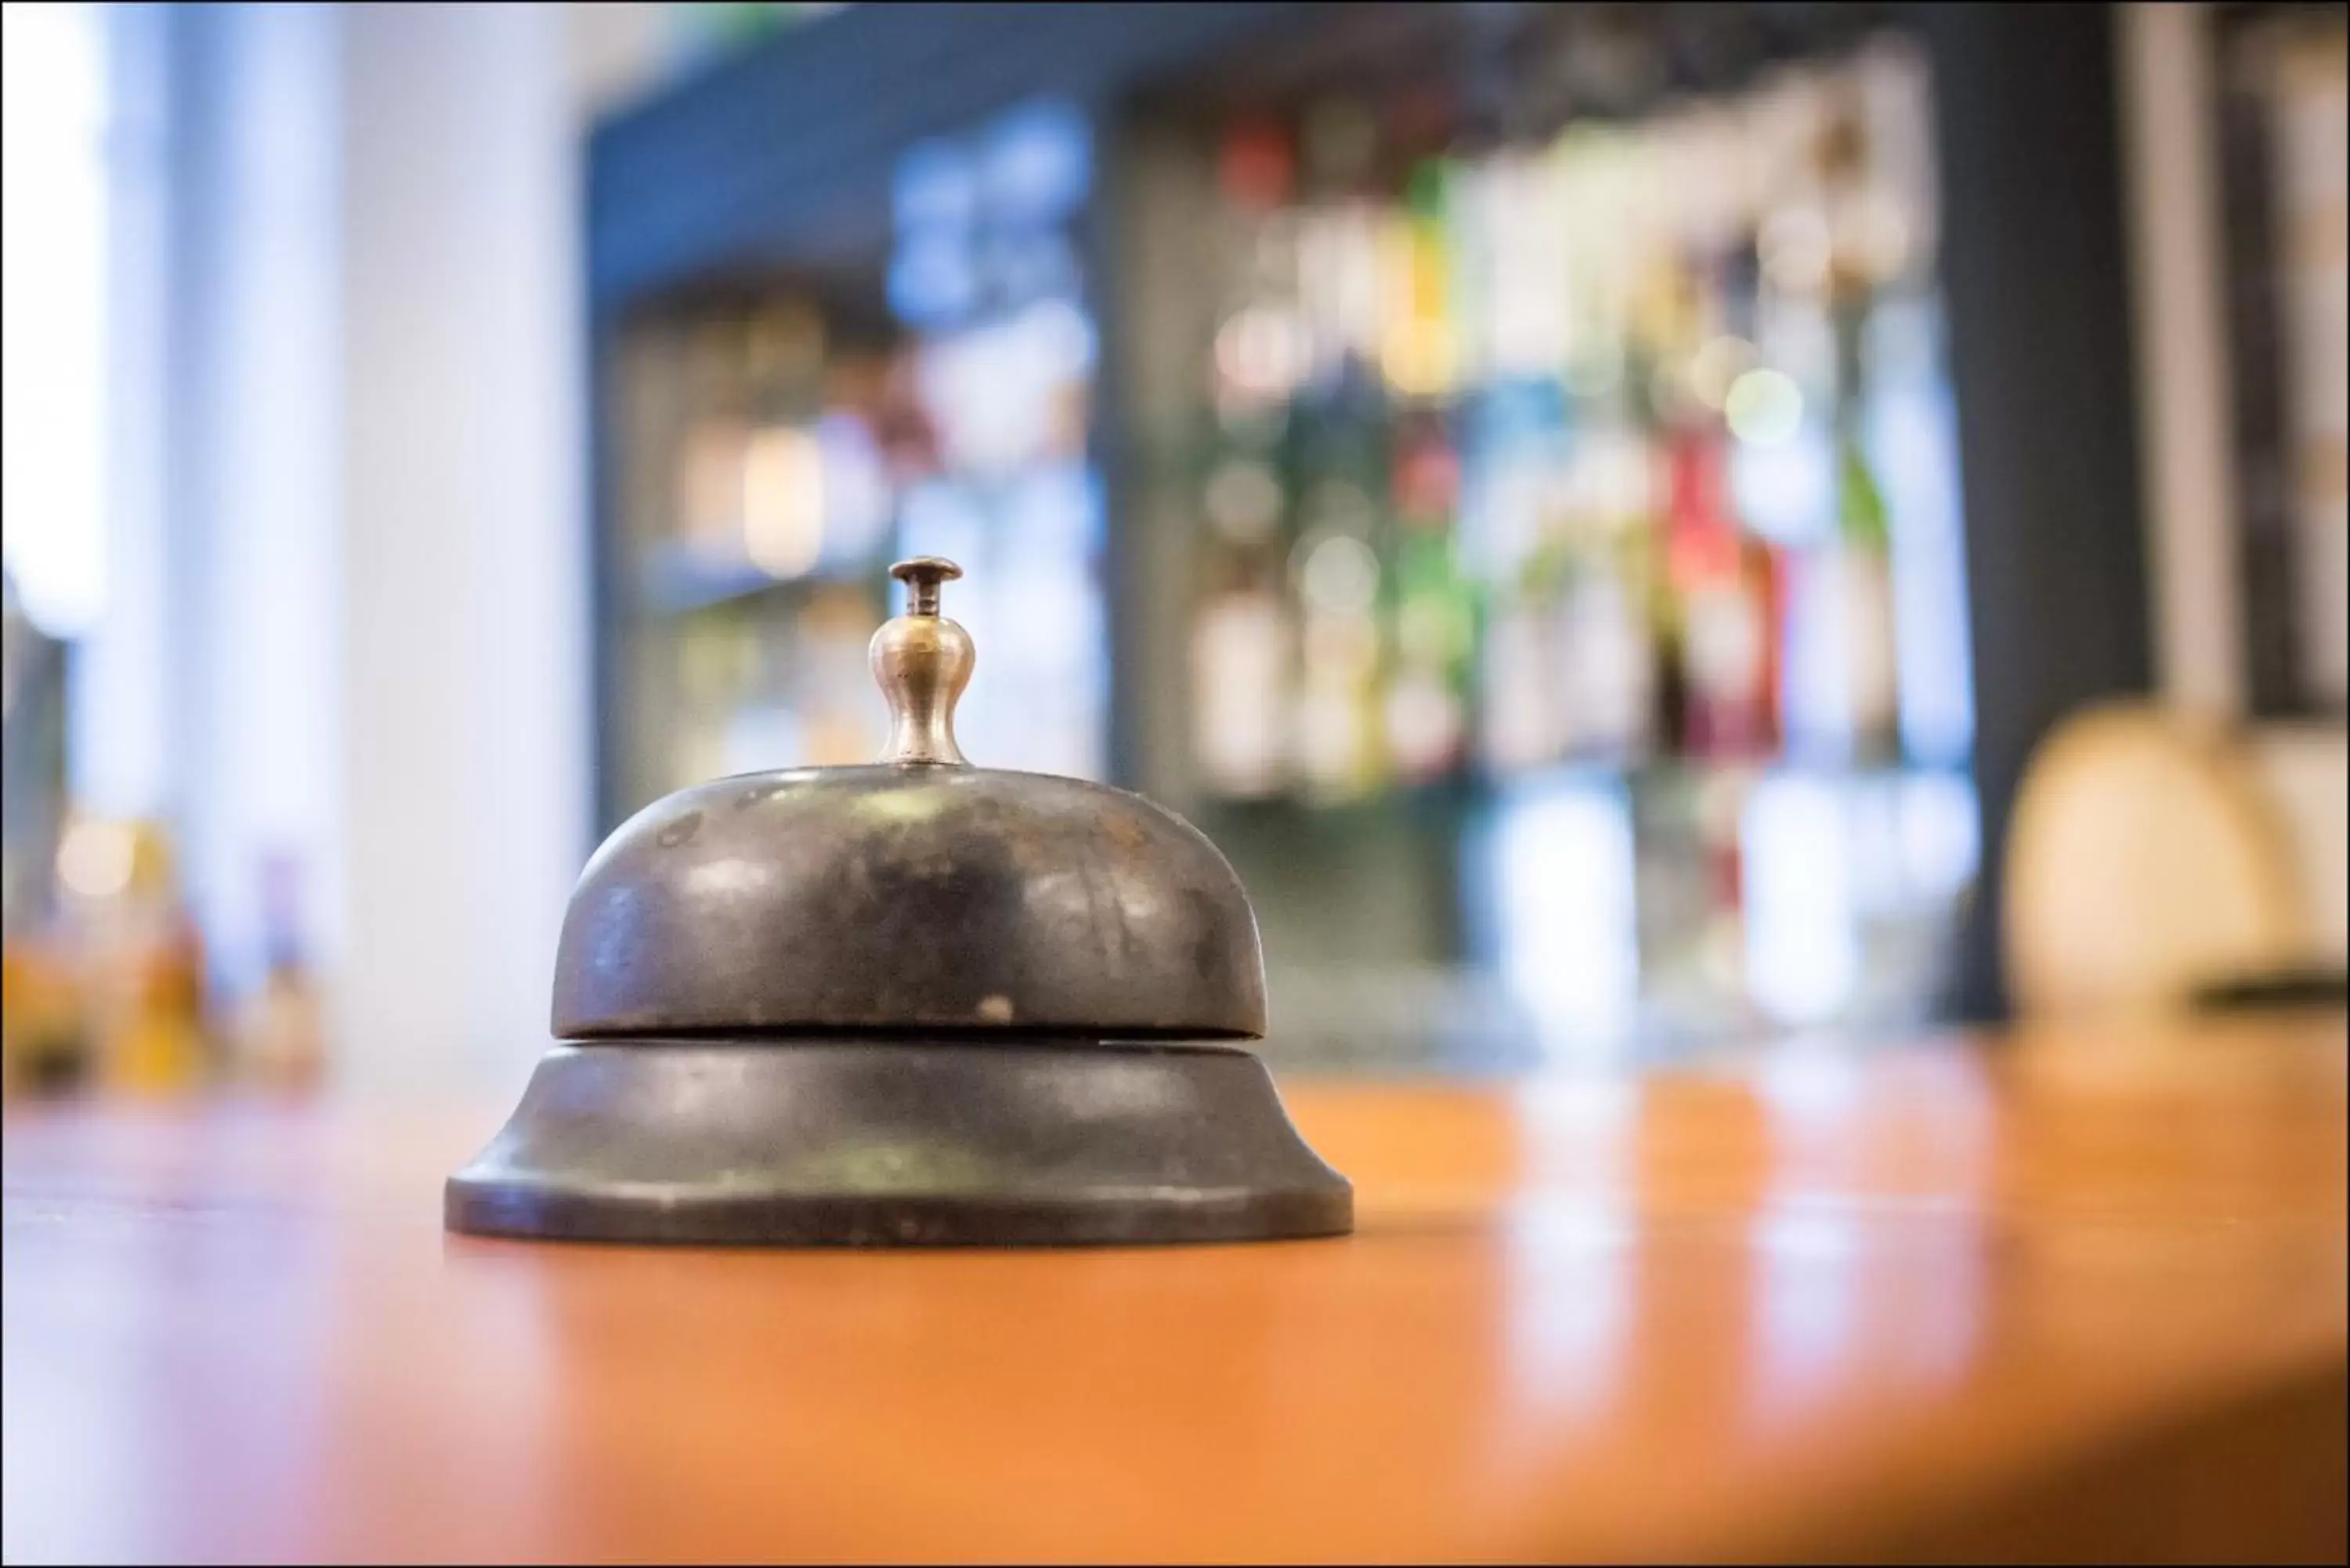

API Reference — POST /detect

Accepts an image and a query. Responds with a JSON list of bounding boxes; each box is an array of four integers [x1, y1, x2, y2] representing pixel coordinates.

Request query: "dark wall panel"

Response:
[[1924, 2, 2155, 1019]]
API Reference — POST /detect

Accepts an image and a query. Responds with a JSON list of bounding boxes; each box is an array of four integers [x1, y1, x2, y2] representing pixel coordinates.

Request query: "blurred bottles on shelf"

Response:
[[12, 818, 212, 1099], [0, 937, 84, 1096], [610, 96, 1105, 811], [2, 818, 334, 1102], [6, 571, 330, 1100], [1177, 34, 1978, 1046], [1188, 44, 1952, 800], [3, 574, 85, 1098]]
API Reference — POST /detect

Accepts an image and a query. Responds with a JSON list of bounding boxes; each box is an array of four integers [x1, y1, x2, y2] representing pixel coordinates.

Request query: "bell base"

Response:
[[445, 1038, 1352, 1246]]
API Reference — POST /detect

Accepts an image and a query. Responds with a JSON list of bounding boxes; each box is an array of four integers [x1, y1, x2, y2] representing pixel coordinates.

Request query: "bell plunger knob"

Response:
[[872, 557, 974, 767]]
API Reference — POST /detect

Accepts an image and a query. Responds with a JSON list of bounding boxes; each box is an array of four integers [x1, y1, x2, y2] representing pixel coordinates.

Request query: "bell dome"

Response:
[[551, 764, 1267, 1039], [550, 556, 1264, 1040]]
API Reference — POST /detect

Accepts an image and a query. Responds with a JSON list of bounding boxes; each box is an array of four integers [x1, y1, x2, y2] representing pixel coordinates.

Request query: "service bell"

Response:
[[446, 558, 1352, 1245]]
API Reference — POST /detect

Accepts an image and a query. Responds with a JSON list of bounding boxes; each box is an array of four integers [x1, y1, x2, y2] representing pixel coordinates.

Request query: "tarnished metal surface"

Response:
[[551, 766, 1268, 1039], [554, 551, 1266, 1041], [458, 556, 1345, 1248], [445, 1039, 1352, 1245]]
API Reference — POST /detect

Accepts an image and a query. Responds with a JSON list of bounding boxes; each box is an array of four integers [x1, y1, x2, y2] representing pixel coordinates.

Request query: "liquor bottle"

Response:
[[1666, 424, 1780, 759], [1196, 125, 1307, 800], [1292, 551, 1384, 801], [0, 935, 87, 1097], [1467, 386, 1573, 777], [107, 918, 207, 1097], [1558, 521, 1658, 764], [1288, 434, 1389, 801], [1191, 558, 1295, 800], [88, 825, 210, 1098], [239, 851, 325, 1094], [1293, 96, 1376, 398], [1478, 558, 1560, 775], [1820, 92, 1902, 761], [1835, 416, 1900, 759], [1379, 159, 1459, 404], [1385, 418, 1476, 782], [1473, 147, 1571, 385], [1192, 441, 1296, 799], [1212, 119, 1306, 426]]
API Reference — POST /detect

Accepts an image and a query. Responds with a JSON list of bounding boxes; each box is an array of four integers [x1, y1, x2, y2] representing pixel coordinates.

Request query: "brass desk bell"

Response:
[[447, 558, 1352, 1245]]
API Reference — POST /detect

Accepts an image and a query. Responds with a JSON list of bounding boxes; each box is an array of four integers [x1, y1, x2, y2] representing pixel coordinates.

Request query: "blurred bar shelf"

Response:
[[634, 547, 880, 617], [584, 2, 2156, 1046]]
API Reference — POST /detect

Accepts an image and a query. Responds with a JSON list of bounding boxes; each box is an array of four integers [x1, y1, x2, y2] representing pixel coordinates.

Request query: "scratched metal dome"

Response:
[[548, 559, 1266, 1042], [551, 764, 1267, 1040]]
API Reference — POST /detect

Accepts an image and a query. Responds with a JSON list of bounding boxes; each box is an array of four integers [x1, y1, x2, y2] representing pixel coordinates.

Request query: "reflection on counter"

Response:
[[1248, 763, 1976, 1075]]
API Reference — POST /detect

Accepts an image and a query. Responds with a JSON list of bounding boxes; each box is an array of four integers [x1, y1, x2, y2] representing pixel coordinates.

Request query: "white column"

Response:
[[2117, 2, 2246, 717], [148, 2, 665, 1096], [2116, 2, 2348, 966], [162, 1, 345, 1017], [335, 1, 592, 1099]]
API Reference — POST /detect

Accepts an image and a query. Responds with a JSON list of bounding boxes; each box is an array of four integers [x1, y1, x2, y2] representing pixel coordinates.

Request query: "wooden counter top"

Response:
[[5, 1013, 2345, 1563]]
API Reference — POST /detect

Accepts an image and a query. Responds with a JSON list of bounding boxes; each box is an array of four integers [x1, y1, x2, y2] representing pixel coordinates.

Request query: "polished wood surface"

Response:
[[5, 1013, 2345, 1563]]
